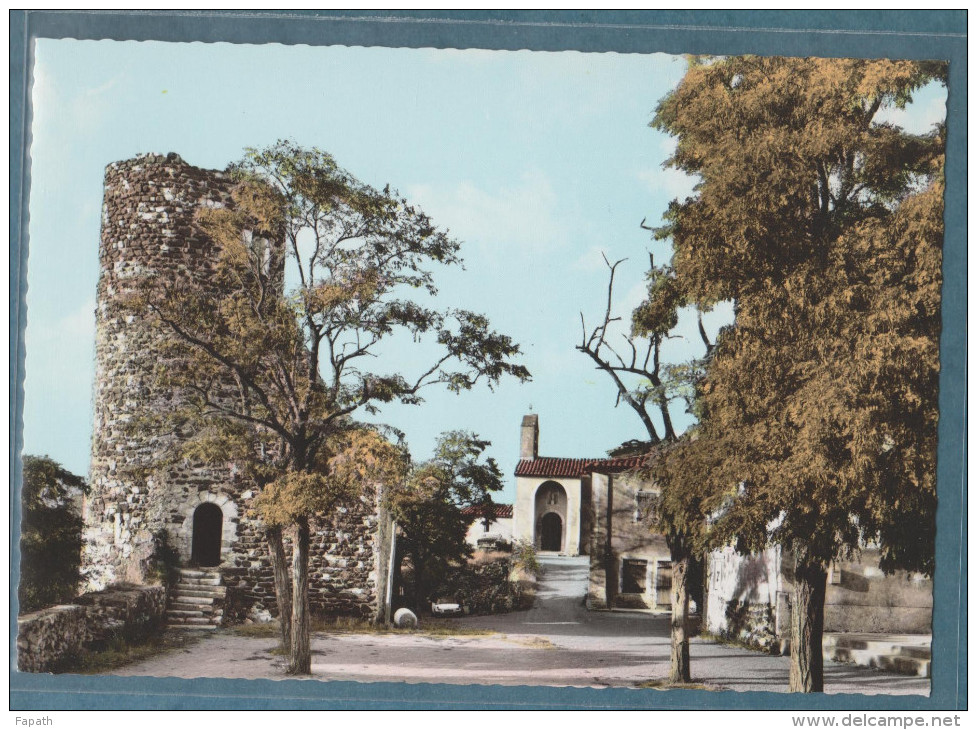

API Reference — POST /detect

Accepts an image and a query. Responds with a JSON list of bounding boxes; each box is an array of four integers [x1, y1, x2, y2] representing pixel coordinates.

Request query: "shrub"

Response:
[[431, 555, 536, 615], [147, 529, 181, 587], [18, 456, 87, 613], [511, 539, 541, 577]]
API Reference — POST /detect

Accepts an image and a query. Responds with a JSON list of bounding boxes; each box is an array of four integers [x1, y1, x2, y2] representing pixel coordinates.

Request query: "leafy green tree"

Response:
[[389, 431, 504, 611], [19, 456, 87, 613], [652, 56, 944, 692], [137, 141, 529, 674]]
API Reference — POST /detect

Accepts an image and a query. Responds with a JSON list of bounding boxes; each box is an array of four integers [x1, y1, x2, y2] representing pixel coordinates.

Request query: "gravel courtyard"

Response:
[[110, 556, 929, 695]]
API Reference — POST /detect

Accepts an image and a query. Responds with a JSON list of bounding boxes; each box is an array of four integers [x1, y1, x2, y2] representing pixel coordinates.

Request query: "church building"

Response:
[[511, 414, 932, 653], [511, 414, 673, 611]]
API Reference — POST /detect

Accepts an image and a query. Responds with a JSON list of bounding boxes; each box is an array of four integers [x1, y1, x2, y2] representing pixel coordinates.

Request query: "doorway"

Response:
[[540, 512, 563, 552], [191, 503, 223, 567]]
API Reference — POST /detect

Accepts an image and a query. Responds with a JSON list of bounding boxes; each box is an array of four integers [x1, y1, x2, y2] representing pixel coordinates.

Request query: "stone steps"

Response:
[[167, 618, 219, 629], [178, 568, 220, 578], [167, 609, 205, 617], [178, 576, 223, 586], [173, 587, 226, 599], [823, 634, 931, 678], [166, 568, 224, 630]]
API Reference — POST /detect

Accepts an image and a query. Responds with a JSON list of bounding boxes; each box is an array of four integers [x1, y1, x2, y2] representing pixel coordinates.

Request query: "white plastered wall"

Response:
[[513, 476, 583, 555]]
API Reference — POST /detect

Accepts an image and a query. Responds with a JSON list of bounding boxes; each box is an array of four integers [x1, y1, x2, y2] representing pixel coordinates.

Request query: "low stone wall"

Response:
[[824, 557, 932, 634], [16, 585, 166, 673]]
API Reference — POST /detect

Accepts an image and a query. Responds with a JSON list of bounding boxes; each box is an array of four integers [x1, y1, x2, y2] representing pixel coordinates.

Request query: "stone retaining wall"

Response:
[[16, 585, 166, 673]]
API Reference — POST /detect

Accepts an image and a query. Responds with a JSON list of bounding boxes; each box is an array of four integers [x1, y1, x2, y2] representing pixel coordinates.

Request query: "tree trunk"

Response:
[[668, 539, 692, 684], [287, 517, 311, 675], [266, 525, 292, 651], [788, 560, 827, 692]]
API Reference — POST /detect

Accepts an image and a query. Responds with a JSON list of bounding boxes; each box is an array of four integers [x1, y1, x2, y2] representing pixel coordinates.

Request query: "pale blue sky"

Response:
[[23, 40, 945, 501]]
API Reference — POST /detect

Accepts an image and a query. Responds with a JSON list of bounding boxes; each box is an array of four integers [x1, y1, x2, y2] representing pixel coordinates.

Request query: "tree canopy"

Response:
[[650, 55, 945, 691], [137, 141, 530, 674], [19, 456, 87, 613], [388, 431, 505, 610], [653, 55, 944, 573]]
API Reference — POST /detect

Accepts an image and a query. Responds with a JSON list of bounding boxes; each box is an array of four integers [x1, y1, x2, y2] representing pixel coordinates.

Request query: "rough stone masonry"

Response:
[[82, 153, 391, 623]]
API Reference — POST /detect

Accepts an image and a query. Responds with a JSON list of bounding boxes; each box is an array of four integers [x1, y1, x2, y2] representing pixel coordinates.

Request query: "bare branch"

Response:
[[697, 310, 713, 353], [576, 342, 661, 444]]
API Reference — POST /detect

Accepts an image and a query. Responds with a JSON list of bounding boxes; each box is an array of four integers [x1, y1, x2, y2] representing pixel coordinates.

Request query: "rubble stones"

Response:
[[248, 606, 273, 624], [17, 586, 165, 673]]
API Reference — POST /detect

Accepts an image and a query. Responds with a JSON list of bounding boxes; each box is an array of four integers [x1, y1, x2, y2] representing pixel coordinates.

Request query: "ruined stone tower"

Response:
[[83, 153, 391, 622]]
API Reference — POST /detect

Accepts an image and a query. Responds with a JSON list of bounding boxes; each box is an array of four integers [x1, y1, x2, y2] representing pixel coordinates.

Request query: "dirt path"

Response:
[[109, 557, 929, 694]]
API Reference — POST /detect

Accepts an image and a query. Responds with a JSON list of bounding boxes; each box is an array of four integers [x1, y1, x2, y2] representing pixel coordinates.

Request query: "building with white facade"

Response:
[[511, 414, 673, 610], [463, 503, 514, 548]]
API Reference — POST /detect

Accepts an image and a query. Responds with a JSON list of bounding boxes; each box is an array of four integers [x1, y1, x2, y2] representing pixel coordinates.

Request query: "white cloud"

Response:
[[83, 76, 120, 98], [658, 134, 678, 158], [407, 169, 569, 261], [30, 61, 52, 113], [617, 280, 649, 322], [572, 245, 614, 272], [637, 167, 700, 203], [30, 48, 124, 194], [21, 297, 97, 475], [24, 298, 97, 398], [874, 93, 946, 135]]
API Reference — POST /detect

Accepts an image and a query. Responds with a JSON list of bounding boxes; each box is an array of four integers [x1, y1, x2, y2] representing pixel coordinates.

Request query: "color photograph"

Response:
[[11, 12, 964, 712]]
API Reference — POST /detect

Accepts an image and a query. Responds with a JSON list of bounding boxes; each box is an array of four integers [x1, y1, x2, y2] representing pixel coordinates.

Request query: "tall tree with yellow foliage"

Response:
[[652, 57, 944, 692], [136, 141, 529, 674]]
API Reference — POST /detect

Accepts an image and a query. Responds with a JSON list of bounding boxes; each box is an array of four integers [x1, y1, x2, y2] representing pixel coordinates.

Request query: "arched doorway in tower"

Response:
[[540, 512, 563, 552], [191, 502, 223, 567]]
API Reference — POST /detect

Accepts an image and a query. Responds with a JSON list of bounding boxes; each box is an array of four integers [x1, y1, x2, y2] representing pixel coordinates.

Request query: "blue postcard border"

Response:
[[8, 9, 967, 711]]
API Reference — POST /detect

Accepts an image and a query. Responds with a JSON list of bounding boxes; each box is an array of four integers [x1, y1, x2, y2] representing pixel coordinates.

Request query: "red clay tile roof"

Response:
[[514, 455, 650, 478], [461, 503, 513, 519]]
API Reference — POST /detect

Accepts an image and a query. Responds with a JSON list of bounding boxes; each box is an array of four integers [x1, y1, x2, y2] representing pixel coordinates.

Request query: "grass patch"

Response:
[[636, 679, 719, 691], [233, 622, 280, 639], [313, 616, 390, 634], [504, 636, 556, 649], [61, 629, 204, 674], [697, 630, 779, 655]]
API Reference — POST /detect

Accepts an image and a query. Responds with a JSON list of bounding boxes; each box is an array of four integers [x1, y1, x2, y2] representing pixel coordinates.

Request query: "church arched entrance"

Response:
[[191, 502, 223, 567], [540, 512, 563, 552], [534, 480, 568, 552]]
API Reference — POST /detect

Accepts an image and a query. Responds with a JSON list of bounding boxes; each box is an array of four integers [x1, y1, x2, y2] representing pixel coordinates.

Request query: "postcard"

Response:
[[10, 10, 967, 713]]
